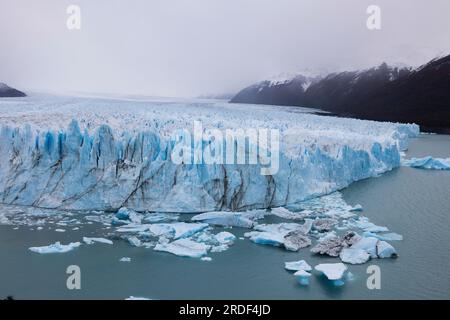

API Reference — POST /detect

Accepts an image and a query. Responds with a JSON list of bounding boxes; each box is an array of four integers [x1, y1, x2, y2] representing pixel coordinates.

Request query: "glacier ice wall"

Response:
[[0, 115, 419, 213]]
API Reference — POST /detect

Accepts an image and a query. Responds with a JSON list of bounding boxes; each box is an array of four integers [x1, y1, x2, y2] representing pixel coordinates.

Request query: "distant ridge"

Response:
[[0, 83, 26, 97], [231, 55, 450, 133]]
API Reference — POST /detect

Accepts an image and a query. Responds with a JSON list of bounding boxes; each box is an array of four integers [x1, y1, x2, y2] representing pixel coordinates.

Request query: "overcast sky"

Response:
[[1, 0, 449, 97]]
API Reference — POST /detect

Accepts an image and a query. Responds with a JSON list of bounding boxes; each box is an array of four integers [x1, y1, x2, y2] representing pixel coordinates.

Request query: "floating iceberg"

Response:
[[127, 236, 142, 247], [339, 248, 370, 264], [83, 237, 113, 245], [313, 218, 338, 232], [215, 231, 236, 244], [29, 241, 81, 254], [0, 95, 418, 213], [116, 207, 142, 224], [284, 260, 312, 272], [315, 263, 348, 286], [245, 231, 285, 247], [377, 241, 397, 258], [311, 231, 360, 257], [350, 237, 379, 258], [244, 222, 311, 249], [191, 211, 263, 228], [154, 239, 209, 258], [403, 156, 450, 170], [120, 257, 131, 262], [283, 230, 311, 251], [270, 207, 299, 219], [294, 270, 311, 286], [362, 231, 403, 241], [125, 296, 150, 300], [345, 217, 388, 233]]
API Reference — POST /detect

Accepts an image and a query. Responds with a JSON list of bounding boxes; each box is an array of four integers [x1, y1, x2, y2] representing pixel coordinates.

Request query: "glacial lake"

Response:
[[0, 134, 449, 300]]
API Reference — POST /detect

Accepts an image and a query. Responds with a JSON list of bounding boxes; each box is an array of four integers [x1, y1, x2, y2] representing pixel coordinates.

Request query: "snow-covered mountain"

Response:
[[0, 83, 26, 97], [231, 55, 450, 133]]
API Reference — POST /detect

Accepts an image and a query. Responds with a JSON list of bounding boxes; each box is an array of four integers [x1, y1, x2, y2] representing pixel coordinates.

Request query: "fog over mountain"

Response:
[[1, 0, 450, 97]]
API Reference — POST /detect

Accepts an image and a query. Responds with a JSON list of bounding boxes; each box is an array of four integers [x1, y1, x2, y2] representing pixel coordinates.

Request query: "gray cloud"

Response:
[[1, 0, 449, 97]]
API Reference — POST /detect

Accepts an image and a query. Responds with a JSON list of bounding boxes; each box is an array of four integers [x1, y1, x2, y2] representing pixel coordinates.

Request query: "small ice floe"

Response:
[[117, 222, 208, 242], [125, 296, 150, 300], [72, 227, 80, 231], [245, 222, 312, 250], [29, 241, 81, 254], [143, 212, 179, 223], [191, 210, 265, 228], [339, 248, 370, 265], [347, 236, 397, 259], [350, 237, 379, 258], [283, 230, 311, 251], [210, 244, 229, 253], [377, 241, 397, 258], [154, 239, 209, 258], [245, 231, 285, 247], [313, 218, 338, 232], [55, 229, 66, 232], [37, 226, 43, 231], [127, 236, 142, 247], [284, 260, 312, 272], [120, 257, 131, 262], [215, 231, 236, 244], [315, 263, 348, 286], [294, 270, 311, 286], [345, 217, 389, 233], [201, 256, 212, 262], [270, 207, 304, 220], [311, 231, 360, 257], [116, 207, 143, 224], [363, 231, 403, 241], [402, 156, 450, 170], [83, 237, 113, 245], [349, 204, 363, 212], [317, 231, 337, 243]]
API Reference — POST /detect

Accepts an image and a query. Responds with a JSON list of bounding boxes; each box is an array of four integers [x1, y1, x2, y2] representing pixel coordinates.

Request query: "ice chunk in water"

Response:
[[403, 156, 450, 170], [339, 248, 370, 264], [377, 241, 397, 258], [154, 239, 209, 258], [215, 231, 236, 244], [191, 211, 258, 228], [294, 270, 311, 286], [315, 263, 348, 286], [83, 237, 113, 245], [284, 260, 312, 272], [29, 241, 81, 254]]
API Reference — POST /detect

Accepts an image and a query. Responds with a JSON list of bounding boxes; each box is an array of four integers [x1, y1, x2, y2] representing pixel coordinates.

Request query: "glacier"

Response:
[[0, 94, 419, 213]]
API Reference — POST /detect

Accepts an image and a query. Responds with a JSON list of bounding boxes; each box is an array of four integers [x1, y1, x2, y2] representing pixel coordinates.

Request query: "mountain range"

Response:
[[0, 83, 26, 97], [230, 55, 450, 133]]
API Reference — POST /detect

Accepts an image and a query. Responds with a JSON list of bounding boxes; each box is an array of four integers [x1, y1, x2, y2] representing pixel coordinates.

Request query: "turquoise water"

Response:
[[0, 134, 449, 299]]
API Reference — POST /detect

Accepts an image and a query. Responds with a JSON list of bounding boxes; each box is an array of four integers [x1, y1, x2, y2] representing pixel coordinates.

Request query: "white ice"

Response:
[[339, 248, 370, 264], [29, 241, 81, 254], [403, 156, 450, 170], [284, 260, 312, 272], [0, 94, 419, 213], [83, 237, 113, 245], [154, 238, 209, 258], [314, 263, 348, 285]]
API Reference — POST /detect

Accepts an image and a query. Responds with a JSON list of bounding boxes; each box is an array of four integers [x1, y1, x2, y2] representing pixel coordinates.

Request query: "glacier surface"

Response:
[[0, 94, 419, 213]]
